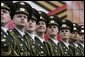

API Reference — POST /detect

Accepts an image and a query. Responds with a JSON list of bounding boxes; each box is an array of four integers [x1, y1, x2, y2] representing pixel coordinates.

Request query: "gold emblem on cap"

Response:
[[1, 3, 4, 6], [50, 16, 54, 18], [20, 8, 25, 11], [73, 24, 76, 26], [40, 16, 44, 19], [73, 27, 77, 30], [20, 2, 25, 5], [50, 20, 54, 23], [62, 24, 66, 27], [81, 26, 84, 28], [81, 30, 84, 33], [62, 20, 66, 22], [39, 12, 41, 14]]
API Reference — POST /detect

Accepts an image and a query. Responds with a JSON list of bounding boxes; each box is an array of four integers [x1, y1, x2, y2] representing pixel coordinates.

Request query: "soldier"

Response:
[[25, 8, 40, 56], [46, 15, 61, 56], [78, 25, 84, 56], [78, 25, 84, 47], [7, 1, 32, 56], [58, 19, 73, 56], [25, 8, 40, 41], [1, 1, 15, 56], [35, 11, 50, 56], [69, 23, 83, 56]]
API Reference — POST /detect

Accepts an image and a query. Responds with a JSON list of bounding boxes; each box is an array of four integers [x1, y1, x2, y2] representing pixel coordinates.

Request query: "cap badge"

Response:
[[20, 8, 25, 11], [20, 2, 25, 5], [50, 20, 54, 23], [62, 24, 66, 27], [1, 3, 4, 6]]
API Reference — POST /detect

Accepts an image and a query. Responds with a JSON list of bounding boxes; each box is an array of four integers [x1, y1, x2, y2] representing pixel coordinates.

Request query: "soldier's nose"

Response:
[[21, 19, 24, 20]]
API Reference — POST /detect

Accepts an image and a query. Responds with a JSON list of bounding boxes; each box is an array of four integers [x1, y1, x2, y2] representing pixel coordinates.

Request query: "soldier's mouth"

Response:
[[29, 26, 33, 28], [39, 27, 44, 29]]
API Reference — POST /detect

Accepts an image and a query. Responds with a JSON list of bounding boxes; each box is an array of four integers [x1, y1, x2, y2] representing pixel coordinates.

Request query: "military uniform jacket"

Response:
[[24, 32, 41, 56], [47, 38, 61, 56], [77, 43, 84, 56], [8, 28, 31, 56], [69, 42, 82, 56], [1, 28, 16, 56], [58, 41, 73, 56], [34, 36, 50, 56]]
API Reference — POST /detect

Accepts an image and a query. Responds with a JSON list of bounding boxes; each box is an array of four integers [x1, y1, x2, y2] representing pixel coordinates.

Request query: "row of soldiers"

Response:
[[1, 1, 84, 56]]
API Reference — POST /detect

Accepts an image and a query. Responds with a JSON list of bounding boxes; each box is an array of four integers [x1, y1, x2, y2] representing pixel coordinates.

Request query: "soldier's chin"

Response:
[[70, 38, 78, 42], [27, 29, 34, 31], [79, 39, 84, 42], [18, 24, 26, 27], [62, 37, 68, 40], [1, 21, 8, 24], [38, 29, 45, 32]]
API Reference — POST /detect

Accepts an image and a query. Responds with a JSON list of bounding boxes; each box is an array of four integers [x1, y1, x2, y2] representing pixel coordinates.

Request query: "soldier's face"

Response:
[[47, 25, 59, 36], [79, 34, 84, 42], [36, 21, 46, 33], [79, 34, 84, 39], [71, 32, 80, 40], [60, 29, 71, 39], [1, 9, 11, 24], [25, 19, 36, 31], [13, 14, 28, 27]]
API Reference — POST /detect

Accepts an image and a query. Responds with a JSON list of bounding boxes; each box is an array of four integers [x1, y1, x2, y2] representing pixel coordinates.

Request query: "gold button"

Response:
[[21, 39, 24, 41], [4, 35, 6, 38], [20, 44, 23, 46], [41, 51, 44, 54], [41, 46, 43, 48], [1, 39, 6, 42], [4, 44, 6, 46], [32, 45, 35, 48]]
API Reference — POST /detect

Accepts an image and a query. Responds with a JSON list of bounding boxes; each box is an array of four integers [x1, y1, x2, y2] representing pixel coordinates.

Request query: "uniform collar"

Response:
[[15, 27, 25, 36], [51, 38, 58, 45], [36, 35, 45, 43], [62, 41, 69, 48], [1, 26, 8, 33], [28, 33, 36, 41], [80, 43, 84, 48], [74, 43, 78, 47]]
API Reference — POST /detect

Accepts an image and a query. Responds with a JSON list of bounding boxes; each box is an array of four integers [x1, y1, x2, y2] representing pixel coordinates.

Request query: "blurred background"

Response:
[[13, 1, 84, 25]]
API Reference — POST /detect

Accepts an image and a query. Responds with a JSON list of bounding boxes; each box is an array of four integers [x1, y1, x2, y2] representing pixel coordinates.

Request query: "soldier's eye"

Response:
[[37, 23, 40, 25], [32, 20, 35, 23], [2, 10, 9, 14], [53, 26, 56, 28], [61, 30, 64, 32], [17, 15, 22, 18], [42, 22, 45, 25], [65, 30, 68, 32], [23, 16, 27, 19], [65, 30, 69, 32]]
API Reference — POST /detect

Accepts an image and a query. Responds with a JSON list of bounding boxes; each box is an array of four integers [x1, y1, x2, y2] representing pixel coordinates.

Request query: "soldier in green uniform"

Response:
[[1, 1, 15, 56], [58, 19, 73, 56], [35, 11, 50, 56], [46, 15, 61, 56], [25, 8, 40, 56], [25, 8, 40, 41], [78, 25, 84, 56], [7, 1, 32, 56], [69, 23, 83, 56], [78, 25, 84, 47], [78, 25, 84, 46]]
